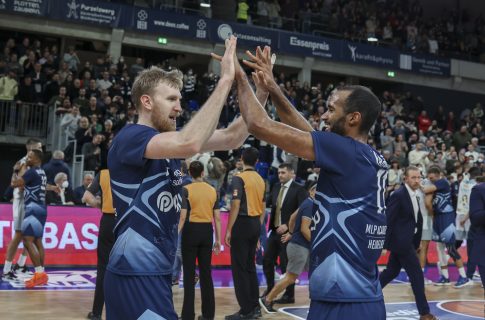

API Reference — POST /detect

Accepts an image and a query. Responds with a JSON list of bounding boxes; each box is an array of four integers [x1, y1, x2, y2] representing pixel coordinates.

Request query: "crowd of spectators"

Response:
[[0, 33, 484, 209]]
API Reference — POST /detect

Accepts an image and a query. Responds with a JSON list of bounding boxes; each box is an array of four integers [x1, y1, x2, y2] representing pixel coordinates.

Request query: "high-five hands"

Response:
[[243, 46, 277, 92], [210, 35, 237, 82]]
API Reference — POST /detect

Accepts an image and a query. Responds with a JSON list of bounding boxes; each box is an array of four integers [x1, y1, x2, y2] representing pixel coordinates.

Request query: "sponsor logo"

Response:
[[347, 43, 394, 65], [136, 9, 148, 30], [217, 23, 272, 45], [67, 0, 80, 19], [156, 191, 182, 213], [196, 19, 207, 39]]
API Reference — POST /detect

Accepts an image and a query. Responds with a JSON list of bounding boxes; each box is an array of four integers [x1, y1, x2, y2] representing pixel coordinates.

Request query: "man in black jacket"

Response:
[[262, 162, 307, 304], [379, 166, 436, 320]]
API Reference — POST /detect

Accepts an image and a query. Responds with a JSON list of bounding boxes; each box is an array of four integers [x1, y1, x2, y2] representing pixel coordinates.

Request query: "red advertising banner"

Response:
[[0, 203, 233, 267], [0, 204, 100, 266]]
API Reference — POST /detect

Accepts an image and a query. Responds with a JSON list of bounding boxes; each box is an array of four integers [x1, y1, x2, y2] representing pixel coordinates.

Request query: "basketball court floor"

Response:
[[0, 267, 485, 320], [1, 266, 484, 319]]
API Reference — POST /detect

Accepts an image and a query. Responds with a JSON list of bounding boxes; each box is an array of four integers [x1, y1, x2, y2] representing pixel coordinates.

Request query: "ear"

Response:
[[347, 111, 362, 127], [140, 94, 152, 111]]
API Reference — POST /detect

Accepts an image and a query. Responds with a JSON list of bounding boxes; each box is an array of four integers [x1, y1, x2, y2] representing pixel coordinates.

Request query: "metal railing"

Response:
[[0, 100, 51, 138]]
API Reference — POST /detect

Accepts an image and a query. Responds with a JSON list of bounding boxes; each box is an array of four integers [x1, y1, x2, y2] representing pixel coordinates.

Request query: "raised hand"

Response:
[[243, 46, 277, 92], [211, 35, 237, 82]]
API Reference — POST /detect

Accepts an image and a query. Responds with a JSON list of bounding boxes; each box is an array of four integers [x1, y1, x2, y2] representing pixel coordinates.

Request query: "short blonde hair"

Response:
[[131, 66, 183, 111]]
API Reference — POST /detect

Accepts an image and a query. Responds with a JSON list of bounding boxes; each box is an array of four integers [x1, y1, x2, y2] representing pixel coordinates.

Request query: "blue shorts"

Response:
[[432, 213, 456, 244], [104, 271, 177, 320], [21, 203, 47, 238], [307, 299, 385, 320]]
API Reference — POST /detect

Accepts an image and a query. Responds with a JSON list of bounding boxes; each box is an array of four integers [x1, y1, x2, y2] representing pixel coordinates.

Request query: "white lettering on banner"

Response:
[[81, 223, 98, 250], [0, 220, 9, 248], [80, 3, 115, 16], [43, 222, 59, 249], [153, 20, 190, 30], [289, 36, 330, 51], [386, 308, 419, 318], [59, 223, 81, 249], [13, 0, 42, 14]]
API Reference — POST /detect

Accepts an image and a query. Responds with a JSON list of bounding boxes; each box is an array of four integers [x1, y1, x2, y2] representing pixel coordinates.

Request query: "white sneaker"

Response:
[[473, 272, 481, 279], [424, 277, 433, 285]]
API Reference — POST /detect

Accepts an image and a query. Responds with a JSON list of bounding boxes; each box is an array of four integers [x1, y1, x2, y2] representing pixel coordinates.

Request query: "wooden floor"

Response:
[[1, 283, 484, 319]]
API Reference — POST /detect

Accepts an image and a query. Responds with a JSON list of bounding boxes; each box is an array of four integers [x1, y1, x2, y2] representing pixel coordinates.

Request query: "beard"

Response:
[[151, 108, 176, 132], [329, 115, 346, 136]]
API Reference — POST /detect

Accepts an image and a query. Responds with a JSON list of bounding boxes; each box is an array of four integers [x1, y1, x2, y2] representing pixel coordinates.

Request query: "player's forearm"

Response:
[[200, 117, 248, 152], [236, 71, 270, 133], [214, 210, 221, 243], [179, 78, 233, 153], [269, 84, 313, 132]]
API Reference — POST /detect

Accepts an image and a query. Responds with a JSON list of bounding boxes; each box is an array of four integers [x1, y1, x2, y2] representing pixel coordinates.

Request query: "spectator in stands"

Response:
[[7, 53, 23, 76], [0, 69, 18, 100], [90, 114, 103, 133], [408, 142, 429, 168], [101, 119, 114, 141], [236, 0, 250, 24], [86, 79, 100, 98], [44, 73, 61, 103], [96, 71, 113, 91], [453, 125, 473, 151], [61, 105, 81, 139], [380, 127, 394, 154], [46, 172, 78, 205], [74, 172, 94, 205], [16, 75, 36, 103], [30, 63, 46, 102], [48, 86, 67, 109], [81, 96, 101, 119], [43, 150, 71, 185], [55, 98, 72, 116], [63, 46, 80, 74], [74, 87, 89, 109], [75, 116, 95, 153], [82, 133, 104, 172], [417, 110, 432, 133], [129, 57, 144, 79]]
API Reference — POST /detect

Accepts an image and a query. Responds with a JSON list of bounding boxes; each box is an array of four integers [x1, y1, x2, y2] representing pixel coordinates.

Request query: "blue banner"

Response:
[[208, 21, 278, 48], [132, 7, 209, 41], [50, 0, 130, 28], [0, 0, 49, 17], [278, 32, 339, 59], [340, 41, 399, 69], [0, 0, 452, 77], [399, 53, 450, 76]]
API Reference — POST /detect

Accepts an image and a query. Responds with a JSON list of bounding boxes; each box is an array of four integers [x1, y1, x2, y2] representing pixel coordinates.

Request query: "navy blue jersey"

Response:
[[309, 131, 388, 302], [432, 179, 455, 216], [22, 166, 47, 207], [290, 197, 313, 249], [108, 124, 183, 276]]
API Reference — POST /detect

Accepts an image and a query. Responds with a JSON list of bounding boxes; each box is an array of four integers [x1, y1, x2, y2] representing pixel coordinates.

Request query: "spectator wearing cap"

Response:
[[0, 69, 18, 100]]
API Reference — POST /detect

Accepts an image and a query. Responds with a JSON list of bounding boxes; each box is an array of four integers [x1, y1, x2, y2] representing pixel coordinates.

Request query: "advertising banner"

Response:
[[278, 32, 339, 59], [208, 20, 278, 49], [400, 53, 451, 76], [0, 0, 49, 17], [132, 7, 210, 42], [0, 204, 99, 266], [49, 0, 131, 28], [341, 40, 399, 69], [0, 204, 235, 266]]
